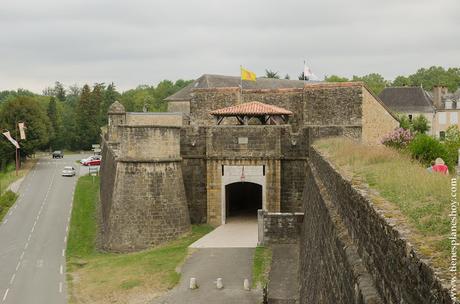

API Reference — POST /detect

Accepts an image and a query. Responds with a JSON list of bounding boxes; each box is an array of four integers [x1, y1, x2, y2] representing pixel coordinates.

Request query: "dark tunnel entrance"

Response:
[[225, 182, 262, 219]]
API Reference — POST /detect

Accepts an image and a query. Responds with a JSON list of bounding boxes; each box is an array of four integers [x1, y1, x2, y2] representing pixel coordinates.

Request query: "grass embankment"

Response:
[[0, 159, 36, 222], [0, 191, 18, 222], [252, 246, 272, 289], [67, 175, 213, 304], [314, 138, 456, 270], [0, 160, 36, 194]]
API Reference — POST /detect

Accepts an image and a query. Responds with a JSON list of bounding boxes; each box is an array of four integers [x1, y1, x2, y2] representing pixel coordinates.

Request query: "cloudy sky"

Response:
[[0, 0, 459, 92]]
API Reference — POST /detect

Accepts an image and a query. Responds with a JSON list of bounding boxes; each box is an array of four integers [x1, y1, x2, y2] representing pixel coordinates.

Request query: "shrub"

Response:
[[412, 115, 430, 134], [444, 125, 460, 166], [381, 128, 414, 149], [408, 134, 451, 168]]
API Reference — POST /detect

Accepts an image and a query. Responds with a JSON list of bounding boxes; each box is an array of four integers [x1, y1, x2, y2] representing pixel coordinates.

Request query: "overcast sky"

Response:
[[0, 0, 459, 92]]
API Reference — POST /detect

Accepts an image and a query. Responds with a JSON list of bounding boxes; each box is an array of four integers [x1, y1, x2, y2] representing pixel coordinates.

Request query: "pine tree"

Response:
[[54, 81, 66, 102], [76, 84, 100, 149], [47, 97, 58, 149]]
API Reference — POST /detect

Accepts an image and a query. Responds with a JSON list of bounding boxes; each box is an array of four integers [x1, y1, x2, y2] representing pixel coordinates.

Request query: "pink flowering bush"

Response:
[[381, 128, 414, 149]]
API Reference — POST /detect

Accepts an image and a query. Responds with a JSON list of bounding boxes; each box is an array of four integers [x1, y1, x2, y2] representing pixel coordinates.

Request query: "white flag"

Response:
[[18, 122, 26, 140], [304, 61, 319, 81], [2, 131, 19, 149]]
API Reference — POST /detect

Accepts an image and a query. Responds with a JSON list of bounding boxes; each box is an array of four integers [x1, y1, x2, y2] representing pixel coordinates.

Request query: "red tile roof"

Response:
[[209, 101, 293, 116]]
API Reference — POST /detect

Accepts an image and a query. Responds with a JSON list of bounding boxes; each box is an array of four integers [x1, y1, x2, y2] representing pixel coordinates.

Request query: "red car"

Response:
[[83, 159, 101, 166]]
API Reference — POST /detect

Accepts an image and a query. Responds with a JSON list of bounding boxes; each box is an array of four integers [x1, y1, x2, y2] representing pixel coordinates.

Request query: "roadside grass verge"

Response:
[[0, 159, 36, 194], [252, 246, 272, 289], [314, 137, 455, 270], [67, 175, 213, 304], [0, 191, 18, 222]]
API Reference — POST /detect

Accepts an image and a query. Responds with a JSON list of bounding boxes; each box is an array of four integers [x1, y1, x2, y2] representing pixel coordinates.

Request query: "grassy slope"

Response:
[[252, 246, 272, 289], [314, 138, 455, 270], [0, 191, 18, 222], [67, 175, 213, 304]]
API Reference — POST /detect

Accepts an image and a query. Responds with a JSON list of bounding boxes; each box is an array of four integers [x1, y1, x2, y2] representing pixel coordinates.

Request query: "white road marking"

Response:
[[3, 219, 7, 224], [59, 282, 63, 293], [27, 234, 32, 241], [9, 274, 15, 285], [20, 252, 25, 260], [64, 236, 67, 243], [66, 225, 69, 233], [15, 262, 20, 271], [60, 265, 63, 275], [2, 288, 9, 301], [62, 249, 65, 257], [24, 242, 28, 250]]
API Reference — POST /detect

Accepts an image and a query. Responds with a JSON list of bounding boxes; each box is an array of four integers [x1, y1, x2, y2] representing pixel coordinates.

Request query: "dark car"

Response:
[[52, 151, 64, 159]]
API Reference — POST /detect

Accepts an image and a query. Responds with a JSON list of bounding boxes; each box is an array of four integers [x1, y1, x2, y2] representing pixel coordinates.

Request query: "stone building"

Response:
[[379, 86, 436, 134], [379, 85, 460, 138], [100, 74, 398, 252]]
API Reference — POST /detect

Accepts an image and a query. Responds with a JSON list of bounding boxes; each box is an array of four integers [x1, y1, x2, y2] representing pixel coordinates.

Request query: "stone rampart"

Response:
[[299, 146, 455, 303]]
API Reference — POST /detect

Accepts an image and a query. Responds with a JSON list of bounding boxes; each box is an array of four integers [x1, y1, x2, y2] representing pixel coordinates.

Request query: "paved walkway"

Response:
[[268, 244, 299, 303], [152, 248, 262, 304], [189, 216, 258, 248]]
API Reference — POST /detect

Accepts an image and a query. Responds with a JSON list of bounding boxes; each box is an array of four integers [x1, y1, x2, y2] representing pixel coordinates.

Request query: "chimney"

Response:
[[432, 85, 447, 109]]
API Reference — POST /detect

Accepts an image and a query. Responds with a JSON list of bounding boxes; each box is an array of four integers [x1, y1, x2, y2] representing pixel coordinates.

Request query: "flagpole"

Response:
[[240, 65, 243, 103]]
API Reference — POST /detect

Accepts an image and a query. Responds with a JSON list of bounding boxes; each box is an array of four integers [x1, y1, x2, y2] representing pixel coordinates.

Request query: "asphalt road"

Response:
[[0, 154, 88, 304]]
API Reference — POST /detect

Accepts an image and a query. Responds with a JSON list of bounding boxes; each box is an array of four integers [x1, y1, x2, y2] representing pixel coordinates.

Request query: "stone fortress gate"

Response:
[[100, 74, 398, 252]]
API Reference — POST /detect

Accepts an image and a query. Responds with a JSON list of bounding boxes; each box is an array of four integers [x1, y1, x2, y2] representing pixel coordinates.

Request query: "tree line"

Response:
[[263, 66, 460, 95], [0, 80, 192, 169]]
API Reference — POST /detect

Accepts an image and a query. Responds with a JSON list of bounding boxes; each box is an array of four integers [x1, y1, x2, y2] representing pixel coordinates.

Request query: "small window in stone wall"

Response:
[[440, 131, 446, 140], [408, 114, 413, 121]]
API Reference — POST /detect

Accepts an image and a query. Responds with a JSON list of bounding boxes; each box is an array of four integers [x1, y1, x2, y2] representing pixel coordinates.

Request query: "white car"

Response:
[[62, 166, 76, 177]]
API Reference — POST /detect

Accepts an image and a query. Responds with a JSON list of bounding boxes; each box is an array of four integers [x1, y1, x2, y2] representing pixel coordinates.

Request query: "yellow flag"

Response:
[[241, 67, 256, 81]]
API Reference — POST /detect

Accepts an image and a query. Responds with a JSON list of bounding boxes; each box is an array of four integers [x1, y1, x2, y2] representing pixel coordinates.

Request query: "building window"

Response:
[[408, 114, 413, 121], [438, 112, 447, 124], [440, 131, 446, 140], [451, 112, 458, 124]]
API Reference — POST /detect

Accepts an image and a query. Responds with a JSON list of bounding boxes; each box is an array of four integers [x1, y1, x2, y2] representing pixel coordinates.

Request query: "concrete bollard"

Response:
[[189, 277, 197, 289], [243, 278, 250, 291], [216, 278, 224, 289]]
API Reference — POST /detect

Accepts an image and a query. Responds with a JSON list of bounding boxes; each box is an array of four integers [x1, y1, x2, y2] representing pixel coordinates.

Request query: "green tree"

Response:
[[324, 75, 349, 82], [412, 115, 430, 134], [393, 66, 460, 92], [352, 73, 389, 95], [76, 85, 100, 149], [444, 125, 460, 166], [47, 97, 58, 148], [399, 114, 412, 130], [284, 74, 290, 80], [0, 96, 51, 158], [100, 83, 120, 124], [392, 75, 410, 87], [54, 81, 66, 102], [265, 69, 280, 79]]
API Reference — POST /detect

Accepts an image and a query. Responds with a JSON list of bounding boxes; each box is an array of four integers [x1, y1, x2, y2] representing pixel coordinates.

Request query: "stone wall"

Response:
[[361, 87, 399, 144], [126, 112, 184, 126], [100, 125, 191, 252], [299, 146, 455, 303], [167, 100, 190, 114], [303, 83, 363, 126], [180, 126, 208, 224], [119, 125, 181, 161], [258, 210, 304, 245]]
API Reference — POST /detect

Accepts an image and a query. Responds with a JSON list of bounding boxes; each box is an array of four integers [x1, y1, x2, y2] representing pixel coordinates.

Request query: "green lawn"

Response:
[[67, 175, 213, 304], [252, 246, 272, 289], [314, 137, 456, 270], [0, 191, 18, 222]]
